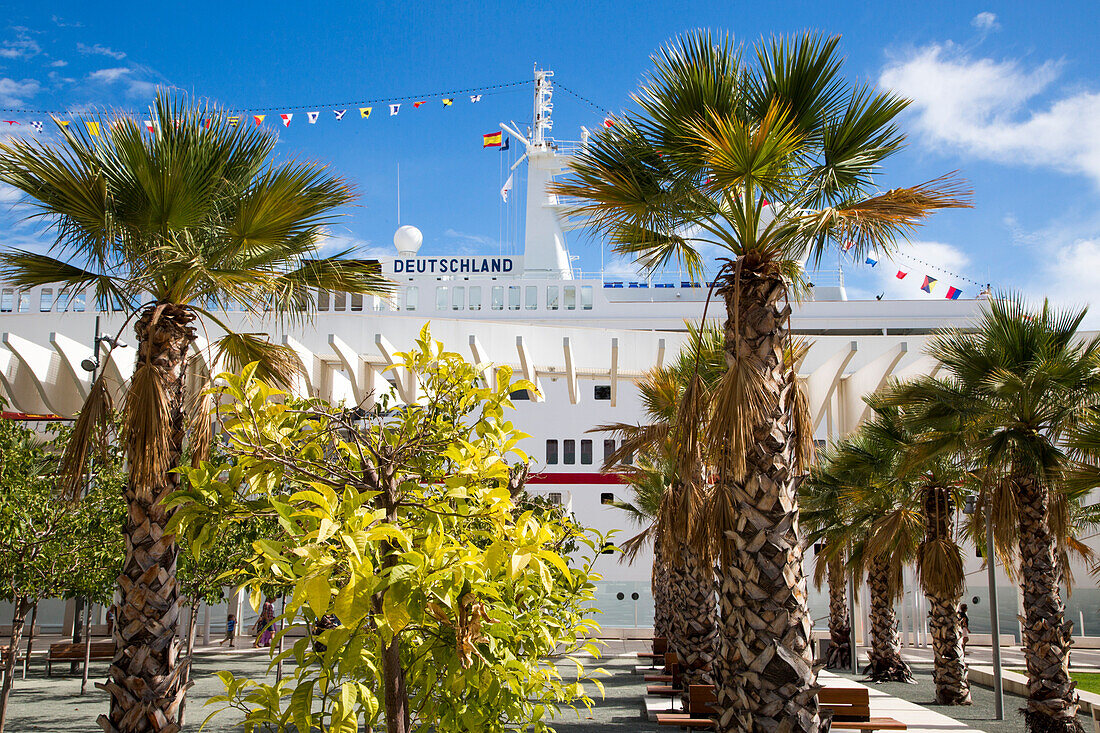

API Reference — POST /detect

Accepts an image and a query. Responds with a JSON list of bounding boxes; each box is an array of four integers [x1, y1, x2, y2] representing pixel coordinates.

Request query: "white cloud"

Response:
[[85, 66, 159, 99], [77, 42, 125, 60], [881, 44, 1100, 187], [0, 78, 40, 106], [87, 67, 130, 83], [50, 59, 67, 67], [971, 12, 1000, 32], [51, 16, 83, 28], [0, 32, 41, 60], [0, 183, 20, 204]]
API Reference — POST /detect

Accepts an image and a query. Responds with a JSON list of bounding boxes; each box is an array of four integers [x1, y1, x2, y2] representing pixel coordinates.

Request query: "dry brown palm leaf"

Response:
[[57, 372, 114, 500], [707, 356, 769, 483], [185, 381, 214, 469], [918, 536, 965, 597], [619, 524, 657, 564], [123, 360, 173, 494]]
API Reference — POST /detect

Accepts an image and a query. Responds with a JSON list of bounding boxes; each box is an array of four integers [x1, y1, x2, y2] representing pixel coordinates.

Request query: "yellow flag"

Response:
[[86, 120, 100, 137], [52, 116, 70, 128], [360, 107, 372, 119]]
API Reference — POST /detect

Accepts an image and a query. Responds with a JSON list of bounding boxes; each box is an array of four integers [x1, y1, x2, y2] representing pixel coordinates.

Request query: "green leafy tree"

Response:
[[882, 295, 1100, 732], [554, 30, 969, 732], [0, 94, 392, 732], [0, 407, 125, 732], [168, 326, 607, 733]]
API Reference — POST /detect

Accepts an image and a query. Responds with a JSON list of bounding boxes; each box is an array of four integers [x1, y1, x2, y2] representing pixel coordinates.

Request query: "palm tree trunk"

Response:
[[864, 556, 913, 682], [99, 303, 195, 733], [652, 553, 673, 642], [0, 597, 31, 733], [1015, 471, 1081, 733], [713, 269, 821, 733], [825, 556, 851, 670], [671, 542, 716, 693], [921, 485, 970, 705]]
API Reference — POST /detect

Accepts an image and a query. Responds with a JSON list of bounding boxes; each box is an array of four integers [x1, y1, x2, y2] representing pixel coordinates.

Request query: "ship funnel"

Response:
[[394, 225, 423, 257]]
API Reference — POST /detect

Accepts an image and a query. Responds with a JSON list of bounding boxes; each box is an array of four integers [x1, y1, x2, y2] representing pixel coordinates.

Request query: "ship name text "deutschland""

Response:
[[392, 257, 516, 274]]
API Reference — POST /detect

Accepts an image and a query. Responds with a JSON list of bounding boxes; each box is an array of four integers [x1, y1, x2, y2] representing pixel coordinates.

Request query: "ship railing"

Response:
[[570, 268, 845, 289]]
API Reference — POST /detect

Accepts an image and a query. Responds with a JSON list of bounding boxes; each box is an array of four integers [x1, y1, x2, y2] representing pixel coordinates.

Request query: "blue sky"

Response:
[[2, 1, 1100, 314]]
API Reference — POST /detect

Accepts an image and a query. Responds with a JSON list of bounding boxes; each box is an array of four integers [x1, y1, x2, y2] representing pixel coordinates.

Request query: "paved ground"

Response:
[[4, 640, 1094, 731]]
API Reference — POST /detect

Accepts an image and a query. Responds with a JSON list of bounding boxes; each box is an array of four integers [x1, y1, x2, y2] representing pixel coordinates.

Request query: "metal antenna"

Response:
[[397, 162, 401, 225]]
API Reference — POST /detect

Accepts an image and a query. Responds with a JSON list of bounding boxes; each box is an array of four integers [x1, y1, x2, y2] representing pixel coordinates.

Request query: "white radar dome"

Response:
[[394, 225, 423, 256]]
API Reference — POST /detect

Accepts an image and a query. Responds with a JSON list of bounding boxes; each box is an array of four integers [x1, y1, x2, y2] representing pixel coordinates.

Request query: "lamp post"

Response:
[[964, 494, 1003, 720]]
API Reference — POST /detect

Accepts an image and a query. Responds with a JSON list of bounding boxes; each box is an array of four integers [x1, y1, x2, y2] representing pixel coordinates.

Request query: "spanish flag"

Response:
[[483, 131, 503, 148]]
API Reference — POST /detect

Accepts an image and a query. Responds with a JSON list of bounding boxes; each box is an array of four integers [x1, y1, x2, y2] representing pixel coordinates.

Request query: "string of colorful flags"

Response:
[[860, 250, 989, 300], [0, 79, 535, 134]]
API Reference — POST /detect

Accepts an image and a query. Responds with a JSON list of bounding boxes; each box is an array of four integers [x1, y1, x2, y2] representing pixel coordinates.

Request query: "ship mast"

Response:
[[499, 67, 574, 280]]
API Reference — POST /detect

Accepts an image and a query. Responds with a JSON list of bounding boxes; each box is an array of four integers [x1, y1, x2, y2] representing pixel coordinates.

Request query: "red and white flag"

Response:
[[896, 269, 908, 280], [501, 173, 514, 203], [280, 113, 293, 127], [603, 116, 615, 128], [143, 120, 156, 134]]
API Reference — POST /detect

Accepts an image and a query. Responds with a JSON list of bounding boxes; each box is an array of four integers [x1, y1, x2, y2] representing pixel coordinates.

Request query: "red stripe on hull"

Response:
[[527, 472, 625, 485]]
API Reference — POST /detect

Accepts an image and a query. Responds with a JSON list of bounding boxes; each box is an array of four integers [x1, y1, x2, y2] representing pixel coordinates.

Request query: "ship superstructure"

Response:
[[2, 69, 1051, 640]]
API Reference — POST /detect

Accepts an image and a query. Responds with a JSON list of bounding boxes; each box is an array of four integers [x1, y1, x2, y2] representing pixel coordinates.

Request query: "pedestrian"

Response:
[[105, 606, 115, 637], [960, 603, 970, 653], [218, 613, 237, 647], [253, 598, 276, 648]]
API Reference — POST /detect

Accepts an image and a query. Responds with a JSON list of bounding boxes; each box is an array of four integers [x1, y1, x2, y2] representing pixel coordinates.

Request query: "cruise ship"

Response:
[[1, 69, 1088, 646]]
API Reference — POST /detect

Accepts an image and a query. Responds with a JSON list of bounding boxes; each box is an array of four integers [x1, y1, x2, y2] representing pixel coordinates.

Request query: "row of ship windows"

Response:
[[1, 288, 87, 313], [320, 285, 596, 313], [2, 285, 595, 315], [545, 438, 632, 466]]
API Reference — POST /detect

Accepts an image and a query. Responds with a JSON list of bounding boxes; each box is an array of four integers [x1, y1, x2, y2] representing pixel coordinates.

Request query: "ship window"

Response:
[[525, 286, 537, 310], [469, 286, 482, 311], [603, 439, 617, 463], [18, 292, 30, 313], [333, 291, 347, 312], [452, 286, 465, 310], [491, 286, 504, 310], [405, 286, 418, 311], [620, 441, 634, 465], [581, 286, 593, 310], [563, 439, 576, 465], [563, 286, 576, 310], [73, 291, 85, 312], [40, 288, 53, 312], [601, 492, 615, 505], [510, 388, 530, 400], [580, 439, 593, 465], [57, 289, 70, 313], [351, 293, 364, 312], [546, 439, 558, 465], [546, 286, 559, 310], [436, 286, 448, 310], [0, 289, 12, 312], [547, 492, 563, 506], [594, 385, 611, 400], [507, 286, 520, 311]]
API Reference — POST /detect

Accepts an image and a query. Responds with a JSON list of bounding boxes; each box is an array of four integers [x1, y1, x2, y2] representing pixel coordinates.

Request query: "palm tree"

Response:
[[600, 324, 725, 693], [883, 295, 1100, 732], [613, 458, 676, 642], [860, 401, 970, 701], [800, 456, 852, 671], [822, 433, 915, 683], [0, 95, 391, 732], [555, 30, 969, 731]]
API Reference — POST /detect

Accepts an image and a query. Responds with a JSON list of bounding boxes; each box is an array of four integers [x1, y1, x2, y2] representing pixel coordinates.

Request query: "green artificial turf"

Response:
[[1072, 672, 1100, 696]]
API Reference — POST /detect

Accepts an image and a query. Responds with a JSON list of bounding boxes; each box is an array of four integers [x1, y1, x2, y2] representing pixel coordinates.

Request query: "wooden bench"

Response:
[[46, 640, 115, 676], [639, 636, 668, 661], [653, 685, 907, 731], [646, 653, 682, 696]]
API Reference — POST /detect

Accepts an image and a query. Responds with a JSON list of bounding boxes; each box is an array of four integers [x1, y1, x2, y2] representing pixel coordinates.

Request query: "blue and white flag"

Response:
[[334, 109, 347, 121], [865, 255, 878, 267], [389, 103, 400, 116], [307, 111, 319, 124]]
